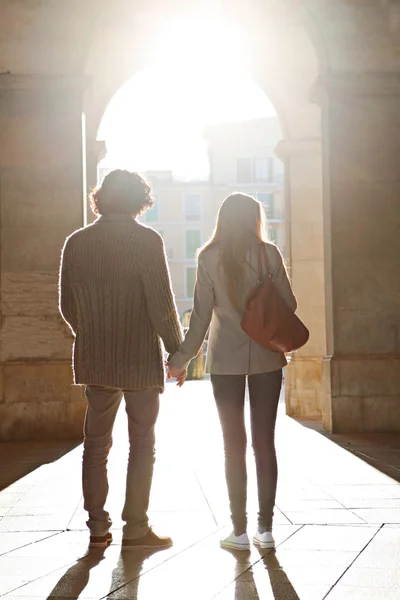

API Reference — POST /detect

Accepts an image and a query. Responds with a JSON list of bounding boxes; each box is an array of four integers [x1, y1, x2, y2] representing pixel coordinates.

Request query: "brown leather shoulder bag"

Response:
[[241, 243, 309, 353]]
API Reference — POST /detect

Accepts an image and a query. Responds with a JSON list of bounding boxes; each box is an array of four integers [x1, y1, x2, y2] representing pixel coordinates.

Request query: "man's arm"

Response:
[[59, 238, 78, 335], [139, 230, 183, 354]]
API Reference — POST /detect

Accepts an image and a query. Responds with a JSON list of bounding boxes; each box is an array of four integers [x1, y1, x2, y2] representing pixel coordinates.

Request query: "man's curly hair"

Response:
[[90, 170, 154, 217]]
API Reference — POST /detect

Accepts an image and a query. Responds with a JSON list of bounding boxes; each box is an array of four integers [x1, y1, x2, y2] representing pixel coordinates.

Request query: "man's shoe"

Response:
[[89, 532, 113, 549], [121, 529, 173, 551], [220, 531, 250, 551], [253, 530, 275, 549]]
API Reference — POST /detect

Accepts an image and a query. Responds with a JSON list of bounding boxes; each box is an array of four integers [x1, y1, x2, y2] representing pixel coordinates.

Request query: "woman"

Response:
[[168, 193, 297, 551]]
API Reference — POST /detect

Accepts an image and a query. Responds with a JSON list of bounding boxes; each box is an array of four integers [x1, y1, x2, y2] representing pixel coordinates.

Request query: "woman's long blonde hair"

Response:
[[202, 193, 267, 310]]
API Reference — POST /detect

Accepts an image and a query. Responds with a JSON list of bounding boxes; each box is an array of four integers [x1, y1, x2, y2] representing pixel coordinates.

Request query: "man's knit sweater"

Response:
[[59, 215, 183, 391]]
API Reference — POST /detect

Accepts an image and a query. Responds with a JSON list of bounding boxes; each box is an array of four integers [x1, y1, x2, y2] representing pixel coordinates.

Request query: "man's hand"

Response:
[[168, 364, 187, 387]]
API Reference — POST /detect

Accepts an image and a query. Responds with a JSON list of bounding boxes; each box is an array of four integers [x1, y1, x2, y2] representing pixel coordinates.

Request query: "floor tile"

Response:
[[0, 515, 70, 532], [0, 575, 34, 597], [348, 526, 400, 569], [325, 586, 400, 599], [284, 510, 365, 525], [351, 508, 400, 524], [324, 485, 396, 501], [276, 488, 333, 502], [0, 555, 72, 578], [0, 532, 58, 556], [339, 498, 400, 509], [0, 493, 24, 509], [0, 597, 51, 600], [250, 555, 348, 587], [338, 566, 400, 589], [378, 484, 400, 498], [274, 549, 359, 569], [270, 508, 292, 525], [6, 504, 77, 517], [0, 556, 111, 598], [214, 581, 330, 600], [276, 500, 345, 512], [268, 525, 302, 546], [279, 525, 378, 552], [216, 547, 333, 599]]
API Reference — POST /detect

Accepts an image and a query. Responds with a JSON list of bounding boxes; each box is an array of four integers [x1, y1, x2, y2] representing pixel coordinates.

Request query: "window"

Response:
[[144, 194, 159, 222], [184, 194, 201, 221], [257, 192, 275, 218], [254, 157, 273, 181], [186, 230, 201, 259], [237, 158, 273, 183], [186, 266, 196, 298], [237, 158, 252, 183]]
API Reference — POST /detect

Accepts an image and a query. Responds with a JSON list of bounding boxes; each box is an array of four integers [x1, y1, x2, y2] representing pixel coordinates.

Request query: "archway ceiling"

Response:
[[0, 0, 399, 76]]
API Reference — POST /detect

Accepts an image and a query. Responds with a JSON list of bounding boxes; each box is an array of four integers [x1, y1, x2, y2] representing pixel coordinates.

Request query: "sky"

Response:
[[98, 15, 277, 180]]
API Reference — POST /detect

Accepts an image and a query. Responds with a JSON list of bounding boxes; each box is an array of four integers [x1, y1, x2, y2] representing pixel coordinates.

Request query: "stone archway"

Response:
[[1, 0, 399, 439], [82, 0, 327, 425]]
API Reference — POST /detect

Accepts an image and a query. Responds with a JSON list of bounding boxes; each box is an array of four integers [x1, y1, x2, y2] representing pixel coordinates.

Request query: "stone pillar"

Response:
[[85, 138, 106, 225], [317, 73, 400, 432], [0, 74, 86, 441], [276, 138, 326, 420]]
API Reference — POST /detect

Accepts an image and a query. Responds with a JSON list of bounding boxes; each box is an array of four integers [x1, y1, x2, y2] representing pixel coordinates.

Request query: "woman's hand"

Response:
[[168, 364, 187, 387]]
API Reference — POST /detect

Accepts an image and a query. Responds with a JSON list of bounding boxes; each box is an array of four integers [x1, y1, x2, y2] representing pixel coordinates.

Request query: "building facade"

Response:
[[99, 117, 285, 317]]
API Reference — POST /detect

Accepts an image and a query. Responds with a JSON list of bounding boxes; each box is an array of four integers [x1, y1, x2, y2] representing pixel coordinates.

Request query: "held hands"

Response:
[[167, 363, 187, 387]]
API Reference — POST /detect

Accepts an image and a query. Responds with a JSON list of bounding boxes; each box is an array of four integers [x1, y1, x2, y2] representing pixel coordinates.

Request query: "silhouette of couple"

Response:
[[59, 169, 296, 553]]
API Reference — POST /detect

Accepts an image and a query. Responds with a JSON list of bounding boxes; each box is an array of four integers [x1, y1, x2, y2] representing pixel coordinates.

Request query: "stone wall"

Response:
[[0, 75, 86, 440], [276, 138, 325, 420], [319, 73, 400, 432]]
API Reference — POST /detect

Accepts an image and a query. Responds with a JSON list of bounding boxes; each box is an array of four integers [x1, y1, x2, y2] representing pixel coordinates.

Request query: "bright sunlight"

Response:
[[99, 14, 277, 180]]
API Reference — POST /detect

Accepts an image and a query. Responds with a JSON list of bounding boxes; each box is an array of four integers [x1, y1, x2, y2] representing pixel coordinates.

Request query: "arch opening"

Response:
[[95, 15, 287, 319], [83, 1, 326, 422]]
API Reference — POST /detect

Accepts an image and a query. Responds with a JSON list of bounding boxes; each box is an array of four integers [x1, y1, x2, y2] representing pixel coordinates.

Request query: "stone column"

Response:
[[0, 74, 86, 441], [85, 138, 106, 225], [316, 73, 400, 432], [276, 138, 326, 420]]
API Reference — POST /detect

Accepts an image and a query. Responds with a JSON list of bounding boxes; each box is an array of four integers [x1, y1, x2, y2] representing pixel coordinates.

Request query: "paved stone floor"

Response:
[[1, 381, 400, 599]]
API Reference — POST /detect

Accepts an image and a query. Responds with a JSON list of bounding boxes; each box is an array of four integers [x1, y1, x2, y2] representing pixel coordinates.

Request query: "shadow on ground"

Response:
[[0, 440, 80, 491], [45, 547, 157, 600]]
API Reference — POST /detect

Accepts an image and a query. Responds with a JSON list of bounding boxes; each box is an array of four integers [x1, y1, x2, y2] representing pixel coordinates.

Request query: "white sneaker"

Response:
[[220, 531, 250, 551], [253, 530, 275, 549]]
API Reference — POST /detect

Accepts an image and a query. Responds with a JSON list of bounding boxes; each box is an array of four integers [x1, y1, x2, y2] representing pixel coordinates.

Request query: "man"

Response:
[[59, 170, 184, 550]]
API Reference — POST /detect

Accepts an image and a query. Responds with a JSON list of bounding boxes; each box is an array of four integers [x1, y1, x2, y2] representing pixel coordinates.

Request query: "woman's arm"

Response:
[[269, 244, 297, 312], [59, 239, 78, 335], [139, 230, 183, 355], [169, 254, 214, 370]]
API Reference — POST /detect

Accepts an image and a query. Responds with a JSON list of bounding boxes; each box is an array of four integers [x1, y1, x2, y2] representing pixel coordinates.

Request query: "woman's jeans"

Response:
[[211, 370, 282, 535]]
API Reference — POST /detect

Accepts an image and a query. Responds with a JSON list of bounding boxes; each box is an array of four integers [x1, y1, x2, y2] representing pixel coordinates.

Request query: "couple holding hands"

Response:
[[59, 169, 297, 553]]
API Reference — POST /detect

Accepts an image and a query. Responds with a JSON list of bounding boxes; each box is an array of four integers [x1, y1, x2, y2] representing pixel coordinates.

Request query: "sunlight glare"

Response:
[[99, 14, 276, 180], [151, 15, 251, 79]]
